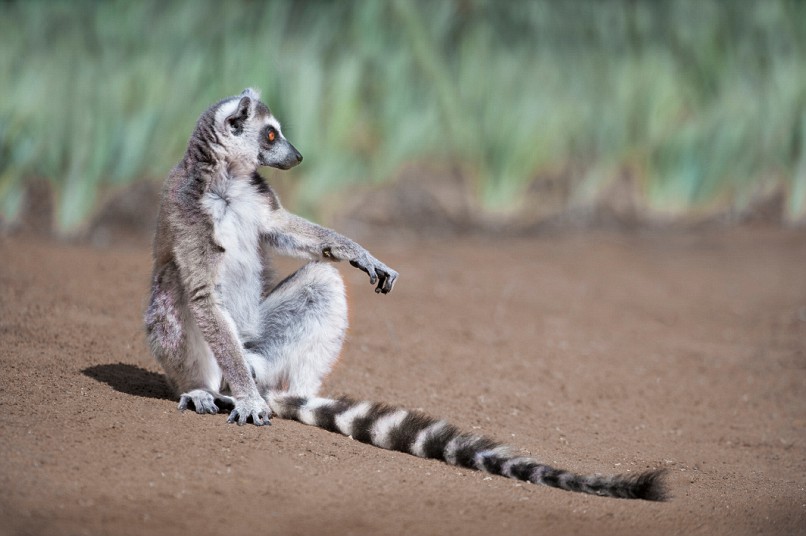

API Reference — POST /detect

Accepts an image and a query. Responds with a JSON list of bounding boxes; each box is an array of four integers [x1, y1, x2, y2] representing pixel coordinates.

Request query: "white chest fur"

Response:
[[202, 177, 267, 341]]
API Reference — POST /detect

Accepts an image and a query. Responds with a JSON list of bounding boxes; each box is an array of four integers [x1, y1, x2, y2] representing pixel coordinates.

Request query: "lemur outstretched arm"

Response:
[[263, 209, 398, 294]]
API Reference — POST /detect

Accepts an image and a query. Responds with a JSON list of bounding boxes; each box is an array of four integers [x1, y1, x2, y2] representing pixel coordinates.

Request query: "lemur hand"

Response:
[[350, 254, 398, 294], [227, 395, 272, 426]]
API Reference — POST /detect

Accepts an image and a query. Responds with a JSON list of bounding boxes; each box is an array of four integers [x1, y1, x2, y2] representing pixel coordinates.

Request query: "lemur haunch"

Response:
[[145, 89, 667, 501]]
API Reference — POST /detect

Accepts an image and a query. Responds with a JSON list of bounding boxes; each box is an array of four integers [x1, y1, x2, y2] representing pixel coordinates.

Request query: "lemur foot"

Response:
[[178, 389, 234, 415], [227, 396, 272, 426]]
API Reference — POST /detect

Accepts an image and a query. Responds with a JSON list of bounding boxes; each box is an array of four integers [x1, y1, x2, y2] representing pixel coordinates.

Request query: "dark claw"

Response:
[[375, 270, 396, 294], [255, 414, 272, 426]]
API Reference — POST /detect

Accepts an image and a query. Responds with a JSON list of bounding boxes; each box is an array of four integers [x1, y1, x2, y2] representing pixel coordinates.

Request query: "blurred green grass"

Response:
[[1, 0, 805, 234]]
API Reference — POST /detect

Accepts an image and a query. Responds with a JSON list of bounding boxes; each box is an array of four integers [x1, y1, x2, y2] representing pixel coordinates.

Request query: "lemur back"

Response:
[[145, 88, 667, 502]]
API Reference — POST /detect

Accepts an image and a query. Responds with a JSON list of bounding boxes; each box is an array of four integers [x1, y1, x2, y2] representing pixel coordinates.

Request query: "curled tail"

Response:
[[268, 394, 668, 501]]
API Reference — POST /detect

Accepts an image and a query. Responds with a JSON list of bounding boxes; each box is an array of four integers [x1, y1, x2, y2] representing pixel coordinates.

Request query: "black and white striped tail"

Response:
[[268, 395, 668, 501]]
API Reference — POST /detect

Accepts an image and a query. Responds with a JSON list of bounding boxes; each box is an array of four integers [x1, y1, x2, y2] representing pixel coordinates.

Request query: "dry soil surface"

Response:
[[1, 228, 804, 535]]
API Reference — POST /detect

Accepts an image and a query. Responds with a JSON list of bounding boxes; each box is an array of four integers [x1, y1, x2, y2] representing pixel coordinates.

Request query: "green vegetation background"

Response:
[[2, 0, 805, 234]]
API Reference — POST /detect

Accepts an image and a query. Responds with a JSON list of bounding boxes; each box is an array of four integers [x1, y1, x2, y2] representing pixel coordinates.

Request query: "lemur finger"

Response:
[[350, 259, 378, 284], [177, 396, 189, 411], [251, 411, 261, 424], [250, 412, 262, 426], [199, 397, 216, 414], [377, 270, 396, 294], [385, 272, 397, 292], [254, 411, 272, 426]]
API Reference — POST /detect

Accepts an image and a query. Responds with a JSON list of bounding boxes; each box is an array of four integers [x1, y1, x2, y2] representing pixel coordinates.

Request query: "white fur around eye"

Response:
[[267, 118, 282, 136]]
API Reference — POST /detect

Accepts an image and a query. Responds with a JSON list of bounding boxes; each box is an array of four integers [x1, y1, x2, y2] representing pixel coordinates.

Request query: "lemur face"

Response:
[[216, 88, 303, 170], [256, 118, 303, 170]]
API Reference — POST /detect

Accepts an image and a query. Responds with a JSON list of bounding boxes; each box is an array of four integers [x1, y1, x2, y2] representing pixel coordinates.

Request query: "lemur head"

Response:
[[212, 88, 302, 170]]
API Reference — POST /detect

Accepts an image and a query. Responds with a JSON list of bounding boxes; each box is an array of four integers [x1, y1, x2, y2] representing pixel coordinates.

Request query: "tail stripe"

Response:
[[411, 420, 448, 457], [421, 422, 459, 460], [476, 450, 509, 474], [389, 412, 433, 453], [443, 436, 462, 465], [540, 468, 562, 488], [267, 395, 668, 501], [334, 401, 372, 437], [509, 459, 540, 481], [558, 471, 577, 491], [371, 409, 409, 449], [297, 397, 333, 426], [313, 397, 352, 433], [454, 436, 499, 469], [351, 403, 396, 444]]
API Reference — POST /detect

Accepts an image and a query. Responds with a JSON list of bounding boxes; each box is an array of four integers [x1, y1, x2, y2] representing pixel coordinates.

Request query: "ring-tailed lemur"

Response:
[[145, 88, 667, 501]]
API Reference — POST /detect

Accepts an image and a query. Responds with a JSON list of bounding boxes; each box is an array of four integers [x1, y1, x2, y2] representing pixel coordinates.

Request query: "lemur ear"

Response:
[[240, 87, 261, 100], [226, 96, 251, 135]]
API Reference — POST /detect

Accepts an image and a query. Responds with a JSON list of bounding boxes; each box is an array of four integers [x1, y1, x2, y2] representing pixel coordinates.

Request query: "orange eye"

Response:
[[268, 129, 276, 142]]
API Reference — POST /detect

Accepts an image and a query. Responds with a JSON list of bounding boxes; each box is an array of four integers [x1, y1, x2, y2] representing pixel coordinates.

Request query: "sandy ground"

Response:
[[1, 228, 805, 535]]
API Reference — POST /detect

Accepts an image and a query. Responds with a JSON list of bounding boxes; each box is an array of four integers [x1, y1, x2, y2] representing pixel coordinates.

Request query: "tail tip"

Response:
[[633, 469, 670, 502]]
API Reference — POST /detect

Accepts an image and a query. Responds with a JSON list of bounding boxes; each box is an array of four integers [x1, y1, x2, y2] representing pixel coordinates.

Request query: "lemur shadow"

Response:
[[82, 363, 174, 401]]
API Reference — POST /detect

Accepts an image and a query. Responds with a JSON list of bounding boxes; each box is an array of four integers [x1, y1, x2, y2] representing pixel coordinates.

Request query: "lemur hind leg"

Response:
[[145, 262, 231, 414], [245, 262, 348, 399]]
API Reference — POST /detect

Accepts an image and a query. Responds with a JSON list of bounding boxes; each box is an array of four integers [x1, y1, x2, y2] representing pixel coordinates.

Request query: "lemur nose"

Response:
[[296, 151, 303, 163]]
